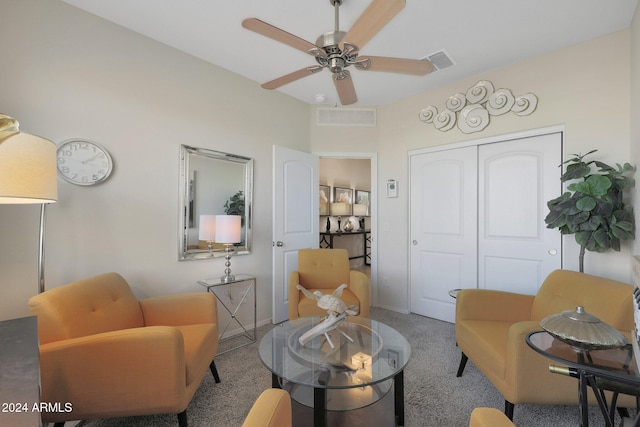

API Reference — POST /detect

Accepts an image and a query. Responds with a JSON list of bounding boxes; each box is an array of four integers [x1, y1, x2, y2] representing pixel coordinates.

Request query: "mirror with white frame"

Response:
[[178, 145, 253, 260]]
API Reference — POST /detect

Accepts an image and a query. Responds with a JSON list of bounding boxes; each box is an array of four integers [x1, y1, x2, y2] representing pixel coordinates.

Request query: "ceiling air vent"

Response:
[[423, 49, 455, 73], [316, 108, 377, 127]]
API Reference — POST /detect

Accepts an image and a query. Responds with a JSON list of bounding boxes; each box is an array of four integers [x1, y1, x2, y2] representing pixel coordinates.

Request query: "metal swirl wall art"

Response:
[[419, 80, 538, 133]]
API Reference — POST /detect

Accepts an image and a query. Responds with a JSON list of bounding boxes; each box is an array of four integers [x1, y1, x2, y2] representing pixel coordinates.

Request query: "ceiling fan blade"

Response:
[[262, 66, 323, 90], [340, 0, 405, 51], [242, 18, 317, 54], [362, 56, 433, 75], [333, 73, 357, 105]]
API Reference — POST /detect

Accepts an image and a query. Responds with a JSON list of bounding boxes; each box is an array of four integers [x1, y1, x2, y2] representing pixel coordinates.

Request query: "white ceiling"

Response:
[[60, 0, 637, 106]]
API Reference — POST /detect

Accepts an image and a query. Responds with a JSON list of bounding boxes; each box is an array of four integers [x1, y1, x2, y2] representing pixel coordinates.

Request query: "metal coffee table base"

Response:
[[272, 371, 405, 427]]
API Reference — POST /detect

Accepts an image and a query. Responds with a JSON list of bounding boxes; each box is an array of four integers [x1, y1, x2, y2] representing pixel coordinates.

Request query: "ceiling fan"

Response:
[[242, 0, 433, 105]]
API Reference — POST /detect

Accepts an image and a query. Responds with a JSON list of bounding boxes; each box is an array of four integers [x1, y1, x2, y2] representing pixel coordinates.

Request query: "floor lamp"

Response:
[[0, 115, 58, 294]]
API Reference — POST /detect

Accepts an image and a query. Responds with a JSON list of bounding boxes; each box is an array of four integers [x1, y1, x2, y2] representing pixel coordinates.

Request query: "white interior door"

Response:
[[409, 130, 562, 323], [410, 146, 478, 322], [478, 133, 562, 293], [272, 145, 319, 324]]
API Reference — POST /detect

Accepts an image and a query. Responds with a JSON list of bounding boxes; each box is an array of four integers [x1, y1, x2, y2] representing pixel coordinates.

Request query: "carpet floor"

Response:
[[73, 307, 625, 426]]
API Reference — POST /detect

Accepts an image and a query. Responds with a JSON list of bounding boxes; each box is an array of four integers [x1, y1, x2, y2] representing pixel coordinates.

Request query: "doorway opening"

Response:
[[316, 152, 378, 306]]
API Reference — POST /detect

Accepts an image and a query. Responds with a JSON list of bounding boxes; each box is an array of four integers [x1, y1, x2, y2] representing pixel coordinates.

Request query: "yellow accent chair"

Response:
[[455, 269, 635, 420], [469, 407, 516, 427], [242, 389, 292, 427], [28, 272, 220, 427], [288, 248, 370, 320]]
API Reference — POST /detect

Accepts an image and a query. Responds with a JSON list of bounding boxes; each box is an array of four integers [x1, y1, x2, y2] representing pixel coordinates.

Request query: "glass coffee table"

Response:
[[258, 316, 411, 427]]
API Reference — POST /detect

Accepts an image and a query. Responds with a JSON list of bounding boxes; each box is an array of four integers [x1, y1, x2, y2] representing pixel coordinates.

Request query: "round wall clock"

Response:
[[56, 139, 113, 186]]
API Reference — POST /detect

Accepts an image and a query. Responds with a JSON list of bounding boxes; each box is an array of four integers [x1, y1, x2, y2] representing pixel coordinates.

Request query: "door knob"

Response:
[[412, 240, 418, 245], [548, 249, 557, 255], [276, 241, 284, 247]]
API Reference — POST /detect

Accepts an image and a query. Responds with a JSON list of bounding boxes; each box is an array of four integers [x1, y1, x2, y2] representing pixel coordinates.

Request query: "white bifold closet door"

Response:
[[410, 131, 562, 323]]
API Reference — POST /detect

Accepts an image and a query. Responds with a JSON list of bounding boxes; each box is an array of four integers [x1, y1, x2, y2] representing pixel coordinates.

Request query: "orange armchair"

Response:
[[28, 272, 220, 427], [242, 389, 292, 427], [288, 248, 370, 320], [455, 269, 635, 419], [469, 408, 515, 427]]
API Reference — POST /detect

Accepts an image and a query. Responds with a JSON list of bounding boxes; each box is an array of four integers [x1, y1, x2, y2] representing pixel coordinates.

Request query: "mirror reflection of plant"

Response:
[[224, 191, 245, 229], [545, 149, 635, 273]]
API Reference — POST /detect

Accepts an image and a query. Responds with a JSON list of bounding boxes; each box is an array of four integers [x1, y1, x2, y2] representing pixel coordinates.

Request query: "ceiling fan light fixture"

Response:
[[329, 57, 345, 73], [316, 31, 346, 49], [243, 0, 431, 105]]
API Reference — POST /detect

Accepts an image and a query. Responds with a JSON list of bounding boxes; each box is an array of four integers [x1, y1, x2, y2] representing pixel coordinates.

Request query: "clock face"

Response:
[[56, 139, 113, 186]]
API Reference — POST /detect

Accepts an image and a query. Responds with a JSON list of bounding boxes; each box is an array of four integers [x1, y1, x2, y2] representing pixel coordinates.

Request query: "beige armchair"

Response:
[[455, 269, 635, 419], [288, 248, 370, 320], [28, 272, 219, 427]]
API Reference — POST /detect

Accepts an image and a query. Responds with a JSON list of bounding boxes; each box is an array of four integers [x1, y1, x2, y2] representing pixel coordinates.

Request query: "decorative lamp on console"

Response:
[[330, 202, 350, 216], [0, 114, 57, 294], [353, 203, 367, 216], [199, 214, 216, 254], [215, 214, 241, 283]]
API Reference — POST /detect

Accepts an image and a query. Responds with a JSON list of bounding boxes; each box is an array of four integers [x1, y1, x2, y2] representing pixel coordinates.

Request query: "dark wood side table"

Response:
[[319, 230, 371, 265]]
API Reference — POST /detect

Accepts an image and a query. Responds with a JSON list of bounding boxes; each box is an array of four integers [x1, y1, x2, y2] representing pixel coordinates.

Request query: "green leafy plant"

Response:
[[224, 190, 245, 217], [545, 150, 635, 272]]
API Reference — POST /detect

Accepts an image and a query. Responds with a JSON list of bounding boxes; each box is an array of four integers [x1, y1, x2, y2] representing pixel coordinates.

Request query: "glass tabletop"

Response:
[[259, 317, 411, 390], [526, 330, 640, 385], [197, 273, 255, 288]]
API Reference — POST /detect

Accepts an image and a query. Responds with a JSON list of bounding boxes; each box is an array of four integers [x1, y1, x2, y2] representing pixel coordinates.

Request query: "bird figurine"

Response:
[[296, 284, 358, 348]]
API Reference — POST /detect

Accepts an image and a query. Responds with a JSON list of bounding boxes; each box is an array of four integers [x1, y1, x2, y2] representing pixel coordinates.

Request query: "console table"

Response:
[[319, 230, 371, 265], [198, 274, 256, 354]]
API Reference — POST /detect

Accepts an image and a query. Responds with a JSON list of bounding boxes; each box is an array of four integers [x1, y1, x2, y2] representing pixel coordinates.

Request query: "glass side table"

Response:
[[527, 330, 640, 427], [198, 274, 256, 354]]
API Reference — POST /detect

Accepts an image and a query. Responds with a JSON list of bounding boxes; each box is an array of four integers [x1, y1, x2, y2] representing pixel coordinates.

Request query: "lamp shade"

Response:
[[0, 132, 57, 204], [353, 203, 368, 216], [331, 202, 350, 216], [198, 215, 216, 241], [215, 215, 241, 243]]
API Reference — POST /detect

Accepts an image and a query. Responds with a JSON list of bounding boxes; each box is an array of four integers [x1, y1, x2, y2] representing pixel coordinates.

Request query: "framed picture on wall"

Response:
[[332, 187, 353, 215], [354, 190, 370, 216], [319, 185, 330, 215]]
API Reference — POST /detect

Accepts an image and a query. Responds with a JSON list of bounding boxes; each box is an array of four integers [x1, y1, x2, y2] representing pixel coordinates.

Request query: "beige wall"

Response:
[[320, 158, 371, 191], [0, 0, 310, 321], [312, 31, 634, 312]]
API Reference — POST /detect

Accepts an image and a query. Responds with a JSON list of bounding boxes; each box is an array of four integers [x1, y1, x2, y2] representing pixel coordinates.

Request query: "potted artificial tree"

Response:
[[545, 150, 635, 273], [224, 190, 245, 218]]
